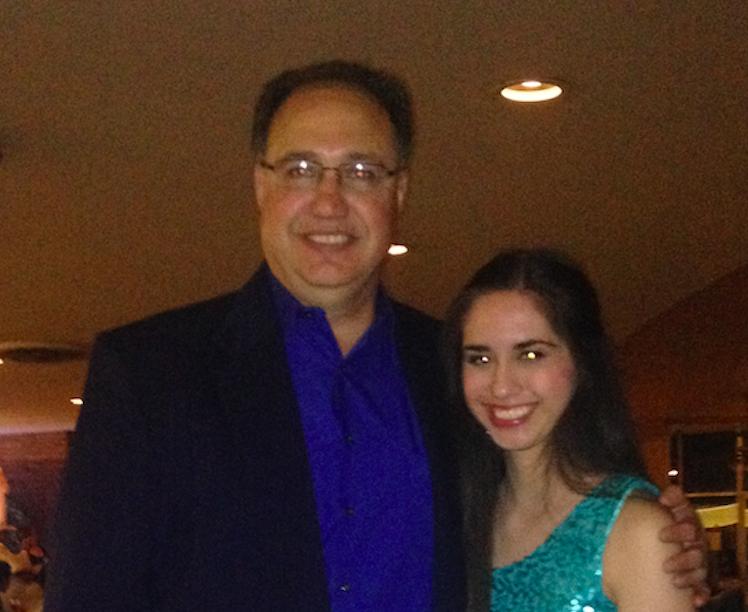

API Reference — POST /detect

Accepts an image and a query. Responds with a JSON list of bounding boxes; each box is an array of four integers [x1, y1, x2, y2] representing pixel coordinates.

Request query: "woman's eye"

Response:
[[465, 354, 490, 366], [521, 350, 542, 360]]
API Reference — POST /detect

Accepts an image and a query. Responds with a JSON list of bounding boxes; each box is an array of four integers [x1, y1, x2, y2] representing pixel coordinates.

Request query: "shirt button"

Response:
[[345, 507, 355, 517], [340, 583, 350, 592]]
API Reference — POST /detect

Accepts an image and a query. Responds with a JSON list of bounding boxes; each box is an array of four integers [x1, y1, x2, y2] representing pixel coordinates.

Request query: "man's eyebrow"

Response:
[[276, 151, 319, 161], [342, 152, 386, 162], [275, 152, 386, 163]]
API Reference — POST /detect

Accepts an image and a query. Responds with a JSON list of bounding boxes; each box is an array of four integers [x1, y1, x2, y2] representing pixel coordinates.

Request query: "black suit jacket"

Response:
[[46, 265, 465, 612]]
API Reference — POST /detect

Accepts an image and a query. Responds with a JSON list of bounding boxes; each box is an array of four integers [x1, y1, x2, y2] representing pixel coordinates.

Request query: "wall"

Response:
[[618, 263, 748, 489], [0, 432, 69, 545]]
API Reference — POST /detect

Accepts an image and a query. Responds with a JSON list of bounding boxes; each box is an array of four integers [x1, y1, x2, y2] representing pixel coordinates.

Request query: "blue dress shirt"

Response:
[[271, 277, 435, 612]]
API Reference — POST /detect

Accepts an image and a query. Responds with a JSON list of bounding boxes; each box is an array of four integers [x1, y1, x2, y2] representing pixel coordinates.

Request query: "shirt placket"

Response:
[[330, 366, 358, 601]]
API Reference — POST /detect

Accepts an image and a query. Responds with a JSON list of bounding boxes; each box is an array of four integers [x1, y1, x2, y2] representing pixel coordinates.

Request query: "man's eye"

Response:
[[284, 161, 318, 179], [347, 163, 379, 182], [521, 350, 542, 360]]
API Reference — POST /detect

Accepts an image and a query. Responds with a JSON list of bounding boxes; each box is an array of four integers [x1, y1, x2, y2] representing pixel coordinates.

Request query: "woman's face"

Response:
[[461, 290, 577, 458]]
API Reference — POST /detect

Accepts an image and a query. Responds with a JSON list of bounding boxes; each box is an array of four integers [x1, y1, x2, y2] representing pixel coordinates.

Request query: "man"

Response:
[[45, 60, 707, 612]]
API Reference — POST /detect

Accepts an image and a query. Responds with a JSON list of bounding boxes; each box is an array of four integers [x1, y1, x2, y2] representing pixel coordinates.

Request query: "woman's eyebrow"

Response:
[[462, 344, 489, 352], [515, 339, 559, 350]]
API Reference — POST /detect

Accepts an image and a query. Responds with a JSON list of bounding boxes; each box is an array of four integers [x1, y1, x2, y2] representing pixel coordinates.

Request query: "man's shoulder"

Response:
[[97, 266, 273, 352], [87, 289, 261, 388], [99, 291, 240, 349], [391, 299, 443, 332], [390, 299, 443, 351]]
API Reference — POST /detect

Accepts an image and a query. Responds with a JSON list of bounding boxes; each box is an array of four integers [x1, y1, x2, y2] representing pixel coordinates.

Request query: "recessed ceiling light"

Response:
[[70, 398, 83, 406], [388, 244, 408, 256], [500, 79, 564, 103]]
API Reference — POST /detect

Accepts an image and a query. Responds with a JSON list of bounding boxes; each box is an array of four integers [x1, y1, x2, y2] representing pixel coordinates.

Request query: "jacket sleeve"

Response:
[[45, 336, 167, 611]]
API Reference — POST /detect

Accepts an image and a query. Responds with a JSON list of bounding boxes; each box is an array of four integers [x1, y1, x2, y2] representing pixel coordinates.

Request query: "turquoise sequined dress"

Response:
[[491, 474, 659, 612]]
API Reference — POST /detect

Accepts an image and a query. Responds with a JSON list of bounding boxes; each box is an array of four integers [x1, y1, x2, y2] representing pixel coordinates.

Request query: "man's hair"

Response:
[[250, 60, 414, 165], [442, 248, 648, 611]]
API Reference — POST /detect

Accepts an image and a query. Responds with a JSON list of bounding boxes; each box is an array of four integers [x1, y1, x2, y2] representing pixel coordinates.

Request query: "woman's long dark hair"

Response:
[[442, 249, 648, 611]]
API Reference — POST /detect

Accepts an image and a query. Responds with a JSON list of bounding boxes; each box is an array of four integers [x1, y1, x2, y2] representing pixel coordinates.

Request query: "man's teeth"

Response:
[[492, 405, 532, 421], [308, 234, 349, 245]]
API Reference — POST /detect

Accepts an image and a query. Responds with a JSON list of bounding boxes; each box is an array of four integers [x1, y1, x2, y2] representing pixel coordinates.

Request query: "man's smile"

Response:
[[305, 233, 353, 246]]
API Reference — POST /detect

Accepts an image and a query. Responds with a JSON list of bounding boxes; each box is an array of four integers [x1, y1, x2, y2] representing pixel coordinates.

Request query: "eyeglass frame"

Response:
[[257, 157, 404, 193]]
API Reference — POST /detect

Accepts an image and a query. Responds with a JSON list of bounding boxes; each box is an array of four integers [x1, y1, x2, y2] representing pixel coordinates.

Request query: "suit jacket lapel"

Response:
[[209, 265, 330, 610], [393, 302, 467, 612]]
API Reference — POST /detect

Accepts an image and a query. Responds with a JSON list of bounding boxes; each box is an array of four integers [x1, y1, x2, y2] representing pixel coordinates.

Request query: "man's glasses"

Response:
[[258, 158, 400, 193]]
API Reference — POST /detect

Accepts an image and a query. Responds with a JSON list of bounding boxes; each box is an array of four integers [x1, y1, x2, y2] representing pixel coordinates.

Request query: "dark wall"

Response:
[[618, 263, 748, 487], [0, 431, 69, 546]]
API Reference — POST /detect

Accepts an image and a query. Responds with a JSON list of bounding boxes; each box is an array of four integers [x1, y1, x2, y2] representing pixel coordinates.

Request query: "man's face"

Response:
[[254, 85, 408, 308]]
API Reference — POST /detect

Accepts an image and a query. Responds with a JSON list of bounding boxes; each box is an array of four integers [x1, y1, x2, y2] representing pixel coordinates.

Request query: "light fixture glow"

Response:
[[500, 80, 564, 103], [388, 244, 408, 256], [668, 469, 679, 478], [70, 397, 83, 406]]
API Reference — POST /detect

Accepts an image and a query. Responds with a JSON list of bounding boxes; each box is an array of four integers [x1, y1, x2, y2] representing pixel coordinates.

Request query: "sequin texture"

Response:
[[491, 475, 659, 612]]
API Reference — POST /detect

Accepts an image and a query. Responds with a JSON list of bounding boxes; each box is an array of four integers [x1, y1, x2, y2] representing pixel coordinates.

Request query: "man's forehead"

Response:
[[264, 84, 398, 158], [271, 83, 388, 124]]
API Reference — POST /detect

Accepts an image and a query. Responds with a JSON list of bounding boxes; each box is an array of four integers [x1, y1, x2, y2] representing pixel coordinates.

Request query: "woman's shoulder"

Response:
[[602, 475, 673, 584], [612, 494, 673, 544], [590, 474, 659, 500], [602, 485, 694, 611]]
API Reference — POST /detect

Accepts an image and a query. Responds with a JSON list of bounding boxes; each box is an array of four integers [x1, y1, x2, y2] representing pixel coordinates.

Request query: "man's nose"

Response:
[[310, 169, 348, 216]]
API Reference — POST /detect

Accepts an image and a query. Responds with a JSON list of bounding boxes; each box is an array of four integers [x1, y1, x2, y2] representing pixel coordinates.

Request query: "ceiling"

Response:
[[1, 0, 747, 433]]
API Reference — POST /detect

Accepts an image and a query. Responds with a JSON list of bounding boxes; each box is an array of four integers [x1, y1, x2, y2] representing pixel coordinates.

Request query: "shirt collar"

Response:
[[268, 271, 395, 354]]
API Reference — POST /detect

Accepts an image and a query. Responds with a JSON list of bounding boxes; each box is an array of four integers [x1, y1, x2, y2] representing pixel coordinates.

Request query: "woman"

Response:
[[443, 249, 694, 612]]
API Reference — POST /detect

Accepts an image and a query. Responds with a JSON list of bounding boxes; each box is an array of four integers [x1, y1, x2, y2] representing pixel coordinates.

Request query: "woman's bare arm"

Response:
[[603, 497, 696, 612]]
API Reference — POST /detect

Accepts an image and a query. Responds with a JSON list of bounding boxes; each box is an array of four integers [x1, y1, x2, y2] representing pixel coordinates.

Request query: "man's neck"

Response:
[[322, 292, 377, 356], [271, 270, 380, 356]]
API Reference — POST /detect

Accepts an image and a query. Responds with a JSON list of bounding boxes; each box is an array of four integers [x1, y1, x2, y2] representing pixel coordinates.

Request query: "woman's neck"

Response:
[[502, 446, 555, 498], [491, 450, 585, 568]]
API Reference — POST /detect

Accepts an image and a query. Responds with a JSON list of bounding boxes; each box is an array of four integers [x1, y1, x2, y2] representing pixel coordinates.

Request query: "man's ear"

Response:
[[395, 170, 409, 214], [253, 163, 268, 211]]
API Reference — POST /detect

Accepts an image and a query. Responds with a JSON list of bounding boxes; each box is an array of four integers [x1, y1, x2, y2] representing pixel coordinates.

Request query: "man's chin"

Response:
[[298, 268, 379, 298]]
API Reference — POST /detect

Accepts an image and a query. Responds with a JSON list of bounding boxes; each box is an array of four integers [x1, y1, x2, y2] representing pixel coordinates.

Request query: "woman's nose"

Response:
[[490, 361, 521, 397]]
